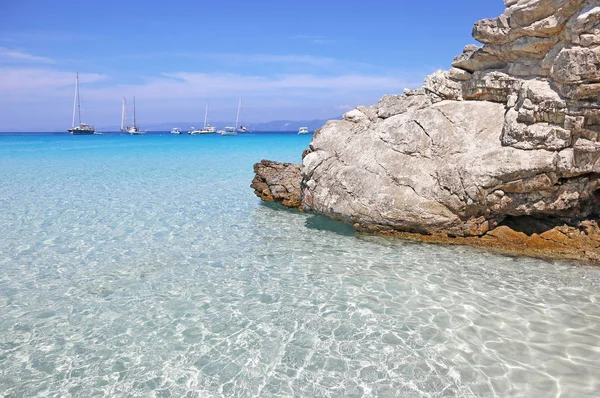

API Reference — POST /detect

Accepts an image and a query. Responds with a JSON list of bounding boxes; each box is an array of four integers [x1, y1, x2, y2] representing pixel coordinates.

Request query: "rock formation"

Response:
[[252, 0, 600, 263], [251, 160, 302, 209]]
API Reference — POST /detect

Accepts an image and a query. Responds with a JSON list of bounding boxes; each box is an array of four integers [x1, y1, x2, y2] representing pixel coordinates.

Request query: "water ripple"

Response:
[[1, 134, 599, 397]]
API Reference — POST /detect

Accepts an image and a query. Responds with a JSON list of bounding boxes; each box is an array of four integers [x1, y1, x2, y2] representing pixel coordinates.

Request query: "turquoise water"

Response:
[[1, 133, 599, 397]]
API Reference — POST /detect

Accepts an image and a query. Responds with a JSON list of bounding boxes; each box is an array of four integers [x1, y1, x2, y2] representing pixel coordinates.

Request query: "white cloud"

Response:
[[0, 67, 106, 98], [0, 47, 54, 64], [0, 67, 420, 102], [97, 51, 339, 67], [205, 53, 336, 66], [292, 35, 336, 45], [126, 72, 411, 100], [0, 66, 425, 130]]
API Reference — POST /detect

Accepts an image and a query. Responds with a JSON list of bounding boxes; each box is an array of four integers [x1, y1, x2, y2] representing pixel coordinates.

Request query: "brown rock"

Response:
[[251, 160, 302, 209], [377, 219, 600, 265]]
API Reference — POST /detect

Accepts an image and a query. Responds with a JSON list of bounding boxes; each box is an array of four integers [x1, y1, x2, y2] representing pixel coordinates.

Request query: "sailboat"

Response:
[[68, 73, 95, 135], [219, 126, 237, 136], [236, 97, 247, 133], [220, 98, 245, 136], [189, 101, 217, 134], [121, 96, 146, 135]]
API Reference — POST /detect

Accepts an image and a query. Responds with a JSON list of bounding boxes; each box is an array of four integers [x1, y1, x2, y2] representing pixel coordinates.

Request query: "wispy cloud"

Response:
[[0, 67, 106, 97], [66, 51, 394, 78], [0, 66, 425, 130], [112, 72, 413, 101], [204, 53, 337, 66], [0, 66, 422, 102], [292, 35, 336, 45], [90, 51, 338, 67], [0, 47, 54, 64], [1, 32, 109, 44]]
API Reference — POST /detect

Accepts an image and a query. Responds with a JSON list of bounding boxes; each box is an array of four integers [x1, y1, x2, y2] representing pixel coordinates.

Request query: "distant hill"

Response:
[[96, 117, 341, 133], [247, 118, 340, 132]]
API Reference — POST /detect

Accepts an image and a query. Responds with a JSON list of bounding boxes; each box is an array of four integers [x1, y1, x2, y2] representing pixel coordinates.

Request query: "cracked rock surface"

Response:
[[302, 0, 600, 239]]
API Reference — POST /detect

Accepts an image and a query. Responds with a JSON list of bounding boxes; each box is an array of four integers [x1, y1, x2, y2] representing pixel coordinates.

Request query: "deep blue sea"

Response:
[[1, 132, 599, 397]]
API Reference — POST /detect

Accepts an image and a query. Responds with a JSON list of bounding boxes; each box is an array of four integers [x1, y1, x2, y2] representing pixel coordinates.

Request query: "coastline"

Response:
[[365, 222, 600, 266], [252, 159, 600, 266]]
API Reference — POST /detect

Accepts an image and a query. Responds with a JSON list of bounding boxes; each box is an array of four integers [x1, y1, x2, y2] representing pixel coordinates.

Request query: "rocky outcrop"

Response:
[[251, 160, 600, 262], [302, 0, 600, 234], [251, 160, 302, 209], [252, 0, 600, 264]]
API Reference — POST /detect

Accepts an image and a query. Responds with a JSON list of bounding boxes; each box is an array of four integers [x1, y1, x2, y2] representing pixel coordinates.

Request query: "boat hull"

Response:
[[123, 127, 145, 135], [68, 129, 95, 135]]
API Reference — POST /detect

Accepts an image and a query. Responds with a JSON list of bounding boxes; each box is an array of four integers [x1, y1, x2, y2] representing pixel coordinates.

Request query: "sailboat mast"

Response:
[[121, 97, 127, 131], [76, 73, 82, 125], [204, 101, 208, 129], [235, 97, 241, 129], [72, 73, 78, 128], [133, 95, 137, 128]]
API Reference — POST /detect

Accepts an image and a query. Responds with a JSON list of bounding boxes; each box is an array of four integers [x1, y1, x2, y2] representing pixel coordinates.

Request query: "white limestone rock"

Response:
[[376, 94, 433, 119], [342, 109, 369, 124], [451, 45, 507, 73], [297, 0, 600, 237], [423, 70, 463, 100]]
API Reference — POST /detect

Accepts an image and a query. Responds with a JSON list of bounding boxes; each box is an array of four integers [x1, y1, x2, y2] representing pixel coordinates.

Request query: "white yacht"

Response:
[[68, 73, 95, 135], [189, 125, 217, 135], [171, 128, 182, 134], [298, 127, 310, 135], [220, 126, 237, 136]]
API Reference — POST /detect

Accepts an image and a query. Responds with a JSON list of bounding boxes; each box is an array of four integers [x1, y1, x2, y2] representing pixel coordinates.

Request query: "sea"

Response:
[[0, 132, 599, 397]]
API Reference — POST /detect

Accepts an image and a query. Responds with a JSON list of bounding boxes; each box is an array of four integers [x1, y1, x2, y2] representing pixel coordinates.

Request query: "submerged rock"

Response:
[[252, 0, 600, 264]]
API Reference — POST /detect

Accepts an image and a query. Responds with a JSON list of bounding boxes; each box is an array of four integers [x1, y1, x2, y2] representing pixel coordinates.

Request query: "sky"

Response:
[[0, 0, 506, 131]]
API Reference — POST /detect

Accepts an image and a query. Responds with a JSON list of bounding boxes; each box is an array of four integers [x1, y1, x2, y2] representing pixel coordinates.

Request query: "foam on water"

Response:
[[1, 133, 599, 397]]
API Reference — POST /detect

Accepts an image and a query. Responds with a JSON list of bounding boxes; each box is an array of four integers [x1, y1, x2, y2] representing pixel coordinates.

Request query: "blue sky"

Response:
[[0, 0, 505, 131]]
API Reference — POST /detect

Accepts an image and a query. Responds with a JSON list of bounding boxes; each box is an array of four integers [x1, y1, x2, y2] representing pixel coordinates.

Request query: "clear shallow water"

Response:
[[0, 132, 599, 397]]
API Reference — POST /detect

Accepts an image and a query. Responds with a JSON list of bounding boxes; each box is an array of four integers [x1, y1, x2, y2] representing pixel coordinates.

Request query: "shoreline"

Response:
[[252, 160, 600, 266], [364, 222, 600, 266]]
